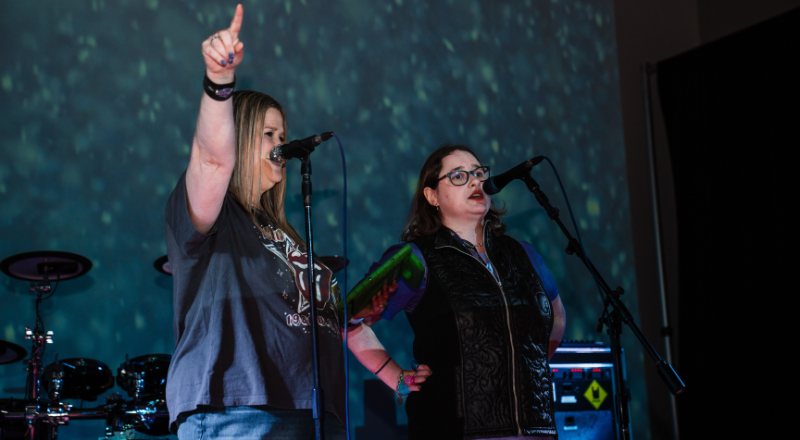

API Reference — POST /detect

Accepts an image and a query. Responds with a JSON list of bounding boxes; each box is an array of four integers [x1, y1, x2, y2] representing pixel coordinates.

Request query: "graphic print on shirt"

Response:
[[256, 223, 341, 338]]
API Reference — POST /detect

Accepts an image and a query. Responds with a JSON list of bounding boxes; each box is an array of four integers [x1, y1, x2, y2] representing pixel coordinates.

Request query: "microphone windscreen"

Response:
[[483, 178, 503, 196]]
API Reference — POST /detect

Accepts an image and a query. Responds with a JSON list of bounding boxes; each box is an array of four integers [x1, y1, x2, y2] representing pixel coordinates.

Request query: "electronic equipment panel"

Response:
[[551, 340, 630, 440]]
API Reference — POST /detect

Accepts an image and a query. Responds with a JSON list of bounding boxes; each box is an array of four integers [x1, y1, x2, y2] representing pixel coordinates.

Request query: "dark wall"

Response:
[[657, 11, 799, 437], [697, 0, 800, 42], [612, 1, 698, 437], [613, 0, 800, 438]]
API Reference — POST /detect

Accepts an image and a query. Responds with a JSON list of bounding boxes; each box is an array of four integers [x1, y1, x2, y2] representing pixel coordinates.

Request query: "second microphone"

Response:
[[269, 132, 333, 163]]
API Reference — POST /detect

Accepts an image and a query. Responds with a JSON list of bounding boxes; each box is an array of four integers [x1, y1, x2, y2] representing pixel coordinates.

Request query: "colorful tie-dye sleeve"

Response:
[[354, 243, 428, 321]]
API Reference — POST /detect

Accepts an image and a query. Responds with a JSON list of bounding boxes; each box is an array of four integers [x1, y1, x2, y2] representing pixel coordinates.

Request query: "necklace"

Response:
[[462, 240, 484, 250]]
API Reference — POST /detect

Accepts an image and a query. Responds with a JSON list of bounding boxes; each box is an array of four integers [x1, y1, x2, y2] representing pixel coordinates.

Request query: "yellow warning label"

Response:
[[583, 380, 608, 410]]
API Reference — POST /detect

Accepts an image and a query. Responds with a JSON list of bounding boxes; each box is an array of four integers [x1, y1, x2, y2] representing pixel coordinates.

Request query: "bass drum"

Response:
[[43, 358, 114, 401], [116, 354, 171, 399]]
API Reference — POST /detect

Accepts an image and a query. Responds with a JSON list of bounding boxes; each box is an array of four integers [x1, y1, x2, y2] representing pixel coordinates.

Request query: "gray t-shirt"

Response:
[[164, 172, 345, 432]]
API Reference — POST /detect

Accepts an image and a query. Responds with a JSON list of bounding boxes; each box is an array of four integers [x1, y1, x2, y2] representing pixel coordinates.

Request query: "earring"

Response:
[[436, 205, 439, 211]]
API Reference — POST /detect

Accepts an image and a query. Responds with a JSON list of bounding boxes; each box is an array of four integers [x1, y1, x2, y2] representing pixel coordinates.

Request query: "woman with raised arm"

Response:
[[348, 145, 566, 440], [164, 5, 346, 439]]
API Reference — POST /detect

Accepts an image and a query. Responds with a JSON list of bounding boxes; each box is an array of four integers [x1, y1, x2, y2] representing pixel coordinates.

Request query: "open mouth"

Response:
[[469, 190, 484, 200], [266, 157, 287, 168]]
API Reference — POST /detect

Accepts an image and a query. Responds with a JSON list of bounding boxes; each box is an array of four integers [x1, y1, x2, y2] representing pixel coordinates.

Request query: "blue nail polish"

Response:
[[229, 52, 234, 59], [220, 59, 227, 66]]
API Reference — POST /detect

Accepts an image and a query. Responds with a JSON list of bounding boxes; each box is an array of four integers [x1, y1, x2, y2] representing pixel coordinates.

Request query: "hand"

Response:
[[405, 364, 432, 392], [202, 3, 245, 84], [352, 280, 397, 320]]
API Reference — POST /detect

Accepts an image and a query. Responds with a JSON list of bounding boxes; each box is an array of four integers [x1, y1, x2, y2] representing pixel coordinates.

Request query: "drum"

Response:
[[116, 354, 171, 399], [43, 358, 114, 401], [0, 398, 30, 439], [130, 398, 170, 437]]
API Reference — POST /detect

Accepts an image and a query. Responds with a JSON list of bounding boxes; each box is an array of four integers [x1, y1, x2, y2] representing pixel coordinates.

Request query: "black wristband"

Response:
[[374, 358, 392, 376], [203, 73, 236, 101]]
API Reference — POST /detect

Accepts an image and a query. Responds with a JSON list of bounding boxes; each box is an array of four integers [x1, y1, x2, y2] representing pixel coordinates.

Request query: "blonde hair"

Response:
[[229, 90, 304, 245]]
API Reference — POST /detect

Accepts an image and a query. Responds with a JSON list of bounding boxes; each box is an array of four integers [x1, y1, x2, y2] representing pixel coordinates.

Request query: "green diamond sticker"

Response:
[[583, 379, 608, 410]]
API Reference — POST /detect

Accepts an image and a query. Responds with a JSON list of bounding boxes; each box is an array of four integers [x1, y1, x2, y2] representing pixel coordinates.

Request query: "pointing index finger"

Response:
[[229, 4, 244, 39]]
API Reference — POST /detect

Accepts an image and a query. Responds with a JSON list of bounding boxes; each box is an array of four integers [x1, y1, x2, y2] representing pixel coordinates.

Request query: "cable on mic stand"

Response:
[[282, 132, 352, 440], [330, 133, 352, 440]]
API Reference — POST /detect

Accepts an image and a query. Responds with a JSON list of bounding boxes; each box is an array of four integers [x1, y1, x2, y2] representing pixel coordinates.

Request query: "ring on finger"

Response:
[[210, 35, 221, 45]]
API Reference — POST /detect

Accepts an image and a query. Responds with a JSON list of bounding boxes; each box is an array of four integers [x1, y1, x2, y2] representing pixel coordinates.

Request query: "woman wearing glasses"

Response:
[[348, 145, 566, 439]]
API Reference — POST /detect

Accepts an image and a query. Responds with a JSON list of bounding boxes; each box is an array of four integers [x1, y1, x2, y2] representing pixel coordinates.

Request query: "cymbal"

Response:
[[0, 251, 92, 282], [156, 254, 347, 274], [2, 387, 25, 394], [153, 255, 172, 276], [0, 339, 27, 365], [318, 256, 350, 274]]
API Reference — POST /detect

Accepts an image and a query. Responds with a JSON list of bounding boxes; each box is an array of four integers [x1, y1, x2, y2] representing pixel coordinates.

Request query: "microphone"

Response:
[[269, 132, 333, 162], [483, 156, 544, 195]]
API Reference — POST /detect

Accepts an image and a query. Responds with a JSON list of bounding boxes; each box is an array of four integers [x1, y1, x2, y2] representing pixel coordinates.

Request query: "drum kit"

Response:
[[0, 250, 349, 440], [0, 251, 173, 440]]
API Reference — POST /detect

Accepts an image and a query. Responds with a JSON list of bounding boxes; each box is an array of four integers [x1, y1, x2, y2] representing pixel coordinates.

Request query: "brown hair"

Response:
[[228, 90, 303, 245], [401, 144, 507, 242]]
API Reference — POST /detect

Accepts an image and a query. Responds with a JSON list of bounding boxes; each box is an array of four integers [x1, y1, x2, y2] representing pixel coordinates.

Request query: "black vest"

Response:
[[405, 227, 557, 439]]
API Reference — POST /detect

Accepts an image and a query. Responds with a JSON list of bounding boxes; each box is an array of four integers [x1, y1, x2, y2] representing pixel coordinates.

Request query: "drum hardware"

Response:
[[2, 400, 74, 439], [0, 339, 27, 365], [2, 252, 174, 439], [43, 358, 114, 402], [1, 250, 92, 440], [132, 373, 145, 401], [1, 402, 167, 435], [153, 255, 172, 276], [47, 356, 64, 402], [114, 354, 172, 437], [2, 399, 168, 438], [25, 299, 55, 404], [116, 354, 171, 400], [102, 393, 164, 438]]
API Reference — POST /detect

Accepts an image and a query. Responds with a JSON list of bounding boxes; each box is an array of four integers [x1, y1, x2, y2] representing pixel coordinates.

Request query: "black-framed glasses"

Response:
[[437, 166, 491, 186]]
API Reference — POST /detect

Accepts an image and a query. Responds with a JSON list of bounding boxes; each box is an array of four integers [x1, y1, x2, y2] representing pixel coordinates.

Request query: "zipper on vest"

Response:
[[435, 242, 523, 435]]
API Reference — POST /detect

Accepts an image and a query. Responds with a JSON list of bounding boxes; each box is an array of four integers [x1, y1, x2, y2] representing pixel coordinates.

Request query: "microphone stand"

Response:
[[519, 172, 684, 440], [300, 154, 325, 440]]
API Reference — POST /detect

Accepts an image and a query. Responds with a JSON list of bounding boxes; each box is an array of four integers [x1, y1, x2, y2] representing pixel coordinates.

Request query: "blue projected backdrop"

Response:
[[0, 1, 649, 439]]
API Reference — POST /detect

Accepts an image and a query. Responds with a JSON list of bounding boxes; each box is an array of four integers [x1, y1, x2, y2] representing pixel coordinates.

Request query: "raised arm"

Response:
[[185, 4, 245, 234]]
